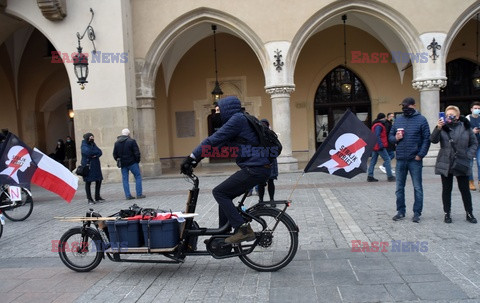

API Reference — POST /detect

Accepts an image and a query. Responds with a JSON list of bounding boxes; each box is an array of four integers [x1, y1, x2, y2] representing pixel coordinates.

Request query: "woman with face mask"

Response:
[[81, 132, 104, 204], [431, 105, 478, 224]]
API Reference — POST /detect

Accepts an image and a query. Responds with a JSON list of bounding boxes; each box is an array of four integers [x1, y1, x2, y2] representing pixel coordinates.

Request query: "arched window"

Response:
[[440, 59, 480, 114], [314, 66, 371, 149]]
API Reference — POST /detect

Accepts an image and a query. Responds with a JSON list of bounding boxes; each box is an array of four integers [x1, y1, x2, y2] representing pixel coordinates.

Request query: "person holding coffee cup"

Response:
[[388, 97, 431, 223]]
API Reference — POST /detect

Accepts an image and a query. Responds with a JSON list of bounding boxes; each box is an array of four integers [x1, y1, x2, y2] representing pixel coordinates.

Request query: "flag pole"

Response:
[[287, 172, 304, 201]]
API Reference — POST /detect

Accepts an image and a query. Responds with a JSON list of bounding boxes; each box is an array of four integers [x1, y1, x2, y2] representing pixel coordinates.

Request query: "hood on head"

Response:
[[218, 96, 242, 123], [83, 133, 93, 141]]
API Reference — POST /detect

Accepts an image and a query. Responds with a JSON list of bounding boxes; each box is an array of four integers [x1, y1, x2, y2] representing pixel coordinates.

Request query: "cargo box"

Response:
[[106, 220, 144, 248], [141, 219, 180, 249]]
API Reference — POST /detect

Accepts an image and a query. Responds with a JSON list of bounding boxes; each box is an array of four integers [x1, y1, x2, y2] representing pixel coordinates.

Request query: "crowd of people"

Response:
[[44, 95, 478, 243], [49, 128, 145, 205], [370, 98, 478, 224]]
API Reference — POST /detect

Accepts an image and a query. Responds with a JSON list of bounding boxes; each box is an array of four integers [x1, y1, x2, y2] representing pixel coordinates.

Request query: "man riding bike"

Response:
[[181, 96, 272, 243]]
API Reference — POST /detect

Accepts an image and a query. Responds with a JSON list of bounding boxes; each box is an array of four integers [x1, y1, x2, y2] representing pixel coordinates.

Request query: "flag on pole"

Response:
[[304, 109, 376, 179], [0, 133, 78, 202]]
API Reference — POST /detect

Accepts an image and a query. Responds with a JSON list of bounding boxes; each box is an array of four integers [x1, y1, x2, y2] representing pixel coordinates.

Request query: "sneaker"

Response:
[[466, 213, 477, 224], [87, 199, 96, 205], [367, 176, 378, 182], [412, 214, 420, 223], [444, 213, 452, 223], [126, 196, 135, 200], [225, 223, 256, 244], [387, 176, 396, 182], [392, 213, 405, 221], [137, 195, 146, 199], [95, 197, 105, 202], [379, 165, 386, 174]]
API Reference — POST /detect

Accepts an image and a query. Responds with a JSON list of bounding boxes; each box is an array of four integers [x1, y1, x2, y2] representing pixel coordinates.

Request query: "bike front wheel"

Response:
[[58, 227, 103, 272], [2, 188, 33, 221], [238, 207, 299, 272]]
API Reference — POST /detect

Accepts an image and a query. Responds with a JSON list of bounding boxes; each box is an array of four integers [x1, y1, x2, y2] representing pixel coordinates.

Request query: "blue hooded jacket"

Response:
[[192, 96, 271, 168], [388, 110, 431, 160]]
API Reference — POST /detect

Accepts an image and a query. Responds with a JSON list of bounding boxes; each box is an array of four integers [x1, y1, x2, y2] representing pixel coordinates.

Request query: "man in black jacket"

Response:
[[113, 128, 145, 200]]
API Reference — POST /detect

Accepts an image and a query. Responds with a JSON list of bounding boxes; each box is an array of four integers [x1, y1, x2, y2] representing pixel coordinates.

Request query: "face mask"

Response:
[[66, 139, 71, 142], [402, 107, 415, 116], [446, 115, 457, 123], [473, 109, 480, 115], [89, 139, 94, 142]]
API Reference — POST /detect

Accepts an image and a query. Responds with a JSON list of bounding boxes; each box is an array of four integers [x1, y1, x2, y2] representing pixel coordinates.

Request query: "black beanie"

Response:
[[376, 113, 386, 120]]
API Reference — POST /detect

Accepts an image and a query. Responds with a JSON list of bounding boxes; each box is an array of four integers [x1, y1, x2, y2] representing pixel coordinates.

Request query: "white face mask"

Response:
[[473, 109, 480, 115]]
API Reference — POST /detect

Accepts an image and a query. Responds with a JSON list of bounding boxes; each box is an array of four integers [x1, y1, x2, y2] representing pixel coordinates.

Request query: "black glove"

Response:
[[180, 156, 197, 175]]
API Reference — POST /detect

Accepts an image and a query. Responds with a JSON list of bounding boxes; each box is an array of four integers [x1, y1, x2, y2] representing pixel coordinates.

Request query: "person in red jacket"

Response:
[[367, 113, 396, 182]]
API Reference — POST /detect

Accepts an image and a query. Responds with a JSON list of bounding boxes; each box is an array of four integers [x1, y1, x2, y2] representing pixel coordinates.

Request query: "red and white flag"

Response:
[[31, 148, 78, 202], [0, 133, 78, 202]]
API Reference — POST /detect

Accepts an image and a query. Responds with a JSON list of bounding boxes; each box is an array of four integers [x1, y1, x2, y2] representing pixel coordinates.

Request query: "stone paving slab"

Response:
[[0, 165, 479, 302]]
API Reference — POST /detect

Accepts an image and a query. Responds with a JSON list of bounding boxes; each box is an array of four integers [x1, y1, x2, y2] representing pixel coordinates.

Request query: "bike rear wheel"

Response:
[[58, 227, 103, 272], [2, 188, 33, 221], [238, 207, 298, 272]]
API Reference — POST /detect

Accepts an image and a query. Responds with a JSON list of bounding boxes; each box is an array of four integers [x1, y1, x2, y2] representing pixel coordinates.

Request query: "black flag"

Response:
[[0, 133, 38, 188], [304, 109, 376, 178]]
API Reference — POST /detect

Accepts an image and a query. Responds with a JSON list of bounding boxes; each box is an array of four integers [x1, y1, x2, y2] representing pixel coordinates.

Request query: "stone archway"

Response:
[[314, 66, 371, 149]]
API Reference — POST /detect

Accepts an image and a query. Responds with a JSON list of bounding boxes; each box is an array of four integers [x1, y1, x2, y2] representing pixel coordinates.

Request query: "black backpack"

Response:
[[243, 113, 282, 160]]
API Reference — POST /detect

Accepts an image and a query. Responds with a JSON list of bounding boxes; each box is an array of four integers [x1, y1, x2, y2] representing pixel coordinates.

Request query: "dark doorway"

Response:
[[441, 58, 480, 115], [314, 66, 371, 149]]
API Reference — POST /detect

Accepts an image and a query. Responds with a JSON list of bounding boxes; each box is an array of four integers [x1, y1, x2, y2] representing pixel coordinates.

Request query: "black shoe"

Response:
[[387, 176, 396, 182], [126, 196, 135, 200], [444, 213, 452, 223], [137, 195, 146, 199], [367, 176, 378, 182], [95, 197, 105, 202], [392, 213, 405, 221], [466, 213, 477, 224], [412, 214, 421, 223], [87, 199, 95, 205]]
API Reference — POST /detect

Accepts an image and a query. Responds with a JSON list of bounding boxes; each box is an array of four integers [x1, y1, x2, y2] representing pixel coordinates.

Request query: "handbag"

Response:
[[75, 163, 90, 177], [446, 131, 470, 175]]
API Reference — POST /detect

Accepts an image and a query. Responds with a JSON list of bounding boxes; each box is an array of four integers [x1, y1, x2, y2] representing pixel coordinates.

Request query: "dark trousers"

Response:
[[441, 174, 473, 214], [258, 179, 275, 202], [213, 166, 270, 229], [85, 181, 102, 200]]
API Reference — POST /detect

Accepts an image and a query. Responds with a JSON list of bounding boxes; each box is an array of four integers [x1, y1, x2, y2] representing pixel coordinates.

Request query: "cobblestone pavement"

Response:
[[1, 164, 480, 302]]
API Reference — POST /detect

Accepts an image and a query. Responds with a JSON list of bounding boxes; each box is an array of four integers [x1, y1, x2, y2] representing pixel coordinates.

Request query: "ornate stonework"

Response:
[[36, 0, 66, 21], [412, 79, 447, 90], [265, 85, 295, 96]]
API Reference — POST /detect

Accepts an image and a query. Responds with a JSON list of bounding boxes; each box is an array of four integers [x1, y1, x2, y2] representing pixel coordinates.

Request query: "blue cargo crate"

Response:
[[106, 220, 144, 248], [140, 219, 180, 249]]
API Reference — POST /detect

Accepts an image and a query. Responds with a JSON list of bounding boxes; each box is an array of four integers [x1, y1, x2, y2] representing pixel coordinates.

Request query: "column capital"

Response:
[[265, 85, 295, 96], [412, 78, 447, 91]]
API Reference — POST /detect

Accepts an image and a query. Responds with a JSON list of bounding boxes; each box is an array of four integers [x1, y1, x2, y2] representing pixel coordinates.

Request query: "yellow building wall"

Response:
[[162, 33, 269, 158]]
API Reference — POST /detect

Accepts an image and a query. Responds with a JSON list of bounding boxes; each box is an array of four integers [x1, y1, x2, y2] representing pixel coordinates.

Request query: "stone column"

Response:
[[412, 78, 447, 166], [265, 85, 298, 171], [136, 97, 162, 177]]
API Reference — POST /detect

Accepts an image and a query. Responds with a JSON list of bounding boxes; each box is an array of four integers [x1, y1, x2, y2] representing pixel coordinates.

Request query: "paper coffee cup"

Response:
[[397, 128, 405, 136]]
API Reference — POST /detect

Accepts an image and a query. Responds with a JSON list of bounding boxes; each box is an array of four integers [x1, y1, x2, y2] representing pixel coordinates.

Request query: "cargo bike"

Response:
[[57, 170, 299, 272]]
